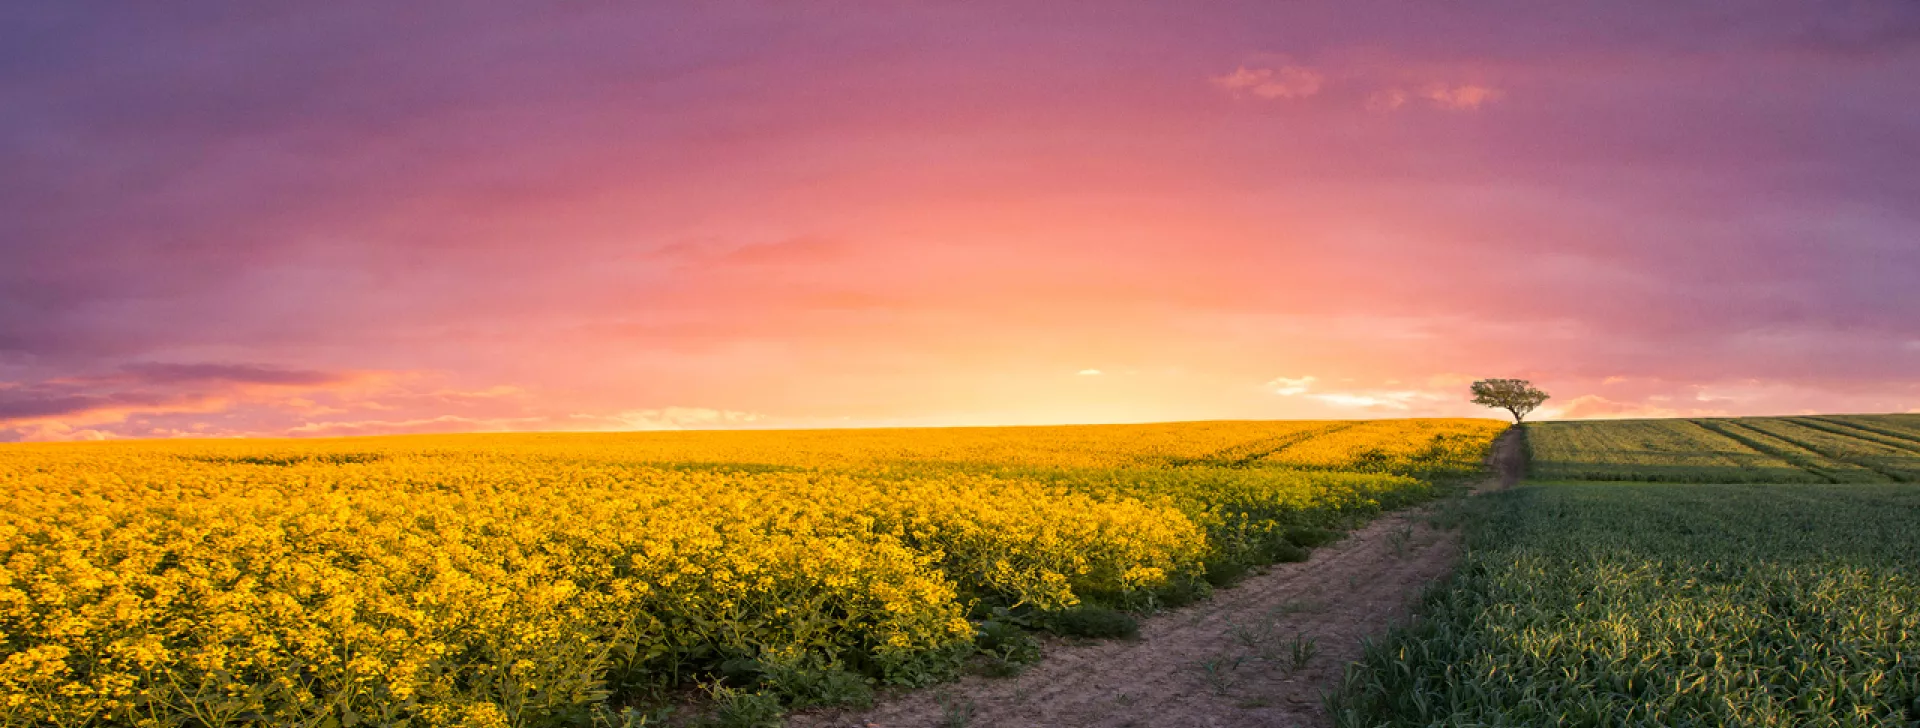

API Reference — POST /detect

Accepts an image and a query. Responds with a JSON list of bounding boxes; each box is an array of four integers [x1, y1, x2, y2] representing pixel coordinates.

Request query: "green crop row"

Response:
[[1332, 481, 1920, 727], [1527, 415, 1920, 483]]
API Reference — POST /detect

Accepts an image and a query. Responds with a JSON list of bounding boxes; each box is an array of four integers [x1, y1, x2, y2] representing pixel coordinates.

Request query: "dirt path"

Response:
[[794, 430, 1525, 728]]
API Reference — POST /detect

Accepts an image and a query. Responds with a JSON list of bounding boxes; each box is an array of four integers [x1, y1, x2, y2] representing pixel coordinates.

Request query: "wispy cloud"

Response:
[[5, 421, 122, 442], [1536, 377, 1920, 420], [71, 363, 356, 387], [1077, 369, 1104, 376], [1421, 83, 1502, 110], [287, 414, 549, 438], [1267, 375, 1318, 395], [1271, 375, 1461, 411], [1366, 88, 1409, 111], [1212, 65, 1325, 100], [1551, 394, 1721, 419], [1310, 389, 1451, 410], [572, 407, 767, 431], [1, 363, 376, 429]]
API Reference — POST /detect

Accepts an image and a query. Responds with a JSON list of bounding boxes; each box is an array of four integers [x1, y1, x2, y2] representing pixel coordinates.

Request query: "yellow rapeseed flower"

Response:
[[0, 418, 1500, 727]]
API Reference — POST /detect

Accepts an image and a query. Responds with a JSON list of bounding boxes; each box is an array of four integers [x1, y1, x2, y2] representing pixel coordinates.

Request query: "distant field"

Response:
[[1337, 415, 1920, 727], [1528, 414, 1920, 482], [0, 418, 1504, 728]]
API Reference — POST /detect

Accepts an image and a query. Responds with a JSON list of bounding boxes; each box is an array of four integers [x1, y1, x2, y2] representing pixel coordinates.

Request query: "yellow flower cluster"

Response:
[[1260, 418, 1507, 475], [0, 418, 1501, 727], [299, 419, 1337, 471]]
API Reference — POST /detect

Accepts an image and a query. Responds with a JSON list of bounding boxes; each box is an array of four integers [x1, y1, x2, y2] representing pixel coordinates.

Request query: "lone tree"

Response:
[[1470, 379, 1550, 423]]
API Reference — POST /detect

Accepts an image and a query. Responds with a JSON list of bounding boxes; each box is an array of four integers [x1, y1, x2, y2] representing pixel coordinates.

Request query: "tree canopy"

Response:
[[1471, 379, 1550, 423]]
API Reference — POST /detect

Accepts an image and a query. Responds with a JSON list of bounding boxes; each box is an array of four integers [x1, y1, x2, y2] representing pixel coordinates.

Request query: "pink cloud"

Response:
[[0, 364, 386, 431], [569, 407, 768, 431], [1421, 83, 1502, 109], [1366, 88, 1409, 111], [1552, 394, 1724, 420], [286, 414, 550, 438], [1309, 388, 1455, 411], [1212, 65, 1326, 99], [1538, 377, 1920, 421]]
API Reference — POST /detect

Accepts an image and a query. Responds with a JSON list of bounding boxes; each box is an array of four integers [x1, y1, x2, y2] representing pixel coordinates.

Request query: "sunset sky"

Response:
[[4, 2, 1919, 441]]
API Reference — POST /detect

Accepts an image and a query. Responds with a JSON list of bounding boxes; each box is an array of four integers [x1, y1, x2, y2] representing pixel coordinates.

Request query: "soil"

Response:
[[792, 430, 1525, 728]]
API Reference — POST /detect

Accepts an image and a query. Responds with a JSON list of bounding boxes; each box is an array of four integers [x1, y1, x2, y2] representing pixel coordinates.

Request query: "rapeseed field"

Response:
[[0, 418, 1503, 727]]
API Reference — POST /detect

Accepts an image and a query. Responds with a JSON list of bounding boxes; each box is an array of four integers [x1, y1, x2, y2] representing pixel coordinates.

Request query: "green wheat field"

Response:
[[1335, 414, 1920, 727]]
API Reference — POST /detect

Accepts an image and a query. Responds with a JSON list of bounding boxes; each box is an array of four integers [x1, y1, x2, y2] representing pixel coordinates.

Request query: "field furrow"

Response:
[[1691, 418, 1889, 483], [1259, 419, 1508, 478], [1815, 415, 1920, 450], [1526, 418, 1817, 483], [1176, 421, 1359, 467], [1747, 417, 1920, 482], [1837, 414, 1920, 441], [1792, 416, 1920, 454]]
